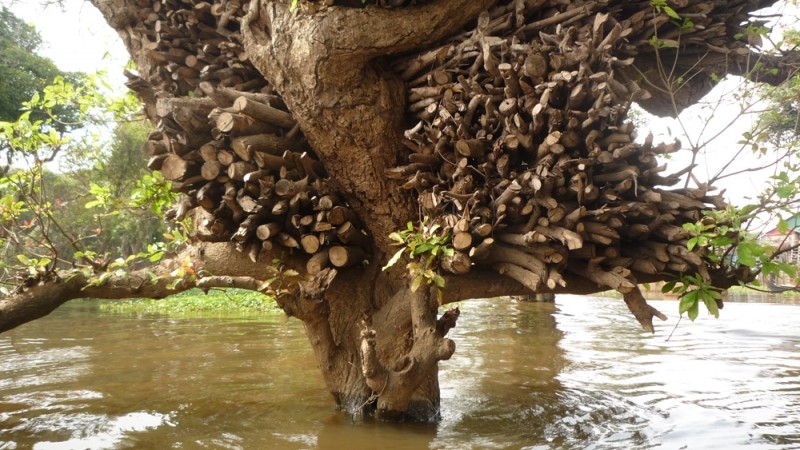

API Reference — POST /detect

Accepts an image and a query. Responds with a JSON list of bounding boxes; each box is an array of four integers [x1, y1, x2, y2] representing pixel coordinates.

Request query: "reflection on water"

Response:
[[1, 296, 799, 449]]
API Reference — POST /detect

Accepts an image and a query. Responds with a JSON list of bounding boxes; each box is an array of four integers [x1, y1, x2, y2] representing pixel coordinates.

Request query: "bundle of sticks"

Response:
[[123, 0, 370, 274], [389, 0, 748, 291]]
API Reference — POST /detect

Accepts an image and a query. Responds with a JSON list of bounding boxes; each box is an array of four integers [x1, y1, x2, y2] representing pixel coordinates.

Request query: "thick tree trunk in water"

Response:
[[236, 1, 491, 419], [282, 264, 452, 420]]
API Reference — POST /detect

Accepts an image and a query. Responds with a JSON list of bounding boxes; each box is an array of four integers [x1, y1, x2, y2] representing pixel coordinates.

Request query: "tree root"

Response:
[[358, 286, 458, 420]]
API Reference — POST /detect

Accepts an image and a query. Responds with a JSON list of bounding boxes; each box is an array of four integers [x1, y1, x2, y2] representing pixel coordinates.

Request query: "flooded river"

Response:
[[1, 295, 799, 449]]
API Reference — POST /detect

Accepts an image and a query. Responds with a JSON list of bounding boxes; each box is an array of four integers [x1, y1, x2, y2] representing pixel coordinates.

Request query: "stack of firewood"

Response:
[[118, 0, 756, 290], [124, 0, 370, 274], [390, 1, 744, 291], [115, 0, 263, 97]]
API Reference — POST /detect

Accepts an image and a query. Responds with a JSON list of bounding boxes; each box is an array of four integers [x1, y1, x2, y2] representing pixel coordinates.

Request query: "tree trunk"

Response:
[[232, 1, 493, 419], [279, 264, 454, 420]]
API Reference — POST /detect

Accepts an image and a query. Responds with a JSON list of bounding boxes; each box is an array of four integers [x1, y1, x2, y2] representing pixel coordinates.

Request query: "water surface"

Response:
[[1, 296, 798, 449]]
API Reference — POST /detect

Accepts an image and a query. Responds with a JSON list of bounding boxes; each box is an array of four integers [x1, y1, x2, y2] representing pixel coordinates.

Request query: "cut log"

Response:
[[440, 251, 471, 274], [306, 249, 331, 275], [494, 262, 541, 291], [161, 154, 197, 181], [300, 234, 321, 254], [233, 96, 296, 129], [231, 133, 294, 161], [256, 222, 281, 241], [329, 246, 367, 268], [217, 112, 278, 136]]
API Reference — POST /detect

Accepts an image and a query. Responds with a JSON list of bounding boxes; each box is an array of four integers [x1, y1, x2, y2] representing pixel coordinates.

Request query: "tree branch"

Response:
[[622, 286, 667, 333], [0, 242, 304, 334], [627, 48, 800, 116], [0, 269, 181, 334], [321, 0, 498, 59], [438, 267, 682, 306]]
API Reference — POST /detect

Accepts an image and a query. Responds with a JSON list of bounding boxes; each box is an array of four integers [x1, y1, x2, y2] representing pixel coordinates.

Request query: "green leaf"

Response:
[[679, 291, 698, 314], [687, 300, 699, 321], [777, 262, 797, 277], [710, 236, 734, 247], [663, 6, 680, 19], [687, 237, 698, 251], [16, 254, 31, 266], [414, 243, 433, 255], [662, 280, 677, 293], [703, 297, 720, 318], [776, 185, 794, 199], [382, 248, 405, 271], [737, 244, 757, 267], [777, 219, 790, 234], [410, 275, 424, 292]]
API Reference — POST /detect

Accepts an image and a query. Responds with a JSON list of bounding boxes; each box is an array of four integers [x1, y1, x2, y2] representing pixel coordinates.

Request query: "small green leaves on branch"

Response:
[[662, 274, 722, 321], [649, 0, 680, 20], [258, 259, 303, 300], [383, 218, 454, 302]]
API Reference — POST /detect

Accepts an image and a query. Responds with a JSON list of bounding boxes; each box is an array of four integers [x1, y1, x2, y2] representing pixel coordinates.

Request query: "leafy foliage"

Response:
[[0, 7, 84, 139], [258, 259, 305, 300], [383, 218, 454, 302], [0, 73, 176, 293], [98, 288, 280, 315]]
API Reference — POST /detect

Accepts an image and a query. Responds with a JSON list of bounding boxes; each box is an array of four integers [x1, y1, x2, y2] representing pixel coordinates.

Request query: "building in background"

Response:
[[761, 215, 800, 287]]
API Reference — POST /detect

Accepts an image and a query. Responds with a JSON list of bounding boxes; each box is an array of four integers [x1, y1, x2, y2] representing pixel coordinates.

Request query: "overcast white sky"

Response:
[[3, 0, 127, 84], [3, 0, 797, 213]]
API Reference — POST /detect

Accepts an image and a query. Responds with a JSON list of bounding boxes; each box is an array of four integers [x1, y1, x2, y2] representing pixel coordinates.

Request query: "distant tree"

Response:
[[0, 6, 83, 167], [39, 120, 168, 261], [0, 73, 170, 289]]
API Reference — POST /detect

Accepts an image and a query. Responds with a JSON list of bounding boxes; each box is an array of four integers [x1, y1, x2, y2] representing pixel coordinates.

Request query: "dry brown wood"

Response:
[[306, 249, 331, 275], [160, 154, 197, 181], [227, 161, 257, 181], [301, 234, 321, 254], [217, 112, 278, 136], [274, 177, 309, 198], [143, 139, 169, 156], [486, 242, 548, 279], [440, 251, 471, 274], [256, 222, 281, 241], [328, 206, 357, 226], [233, 96, 296, 129], [329, 246, 367, 268], [494, 262, 541, 291], [336, 221, 368, 247], [469, 237, 494, 260], [275, 232, 298, 249], [199, 140, 223, 162], [570, 259, 636, 294], [452, 231, 473, 252], [231, 133, 294, 161], [201, 161, 223, 180], [147, 153, 170, 170]]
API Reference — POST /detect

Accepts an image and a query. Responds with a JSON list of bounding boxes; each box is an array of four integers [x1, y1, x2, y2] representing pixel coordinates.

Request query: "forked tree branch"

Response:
[[0, 242, 304, 334], [319, 0, 498, 58], [243, 0, 497, 68]]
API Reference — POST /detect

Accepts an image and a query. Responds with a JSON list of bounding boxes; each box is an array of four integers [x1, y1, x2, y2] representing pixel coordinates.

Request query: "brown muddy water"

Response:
[[1, 295, 799, 449]]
